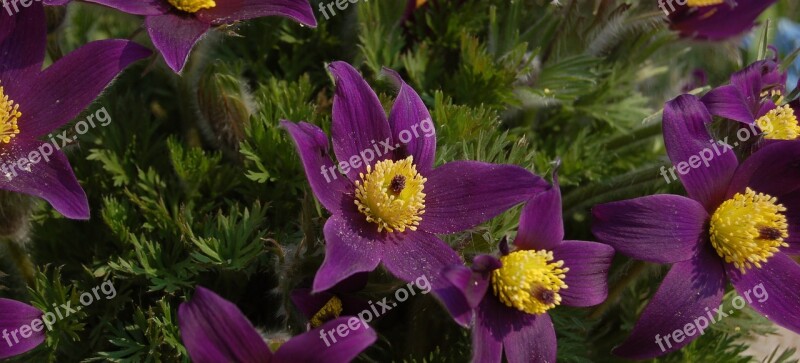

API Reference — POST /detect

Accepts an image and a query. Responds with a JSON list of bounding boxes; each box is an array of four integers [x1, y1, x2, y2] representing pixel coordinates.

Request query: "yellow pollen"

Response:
[[309, 296, 343, 328], [167, 0, 216, 13], [756, 105, 800, 140], [354, 156, 426, 233], [710, 188, 789, 273], [491, 250, 569, 315], [686, 0, 724, 6], [0, 83, 21, 144]]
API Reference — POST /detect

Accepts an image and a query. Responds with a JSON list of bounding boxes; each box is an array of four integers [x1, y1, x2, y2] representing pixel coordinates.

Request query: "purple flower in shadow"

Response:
[[281, 61, 548, 326], [291, 273, 370, 329], [664, 0, 777, 41], [178, 286, 376, 363], [0, 298, 45, 359], [444, 171, 614, 363], [0, 2, 150, 219], [592, 94, 800, 359], [44, 0, 317, 73]]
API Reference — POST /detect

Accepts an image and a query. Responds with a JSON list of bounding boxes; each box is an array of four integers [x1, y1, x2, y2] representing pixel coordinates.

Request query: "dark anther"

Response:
[[390, 175, 406, 194], [758, 226, 783, 240], [532, 287, 556, 305]]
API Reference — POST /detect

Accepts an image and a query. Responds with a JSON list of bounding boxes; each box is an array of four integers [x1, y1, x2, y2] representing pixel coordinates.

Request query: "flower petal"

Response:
[[663, 94, 738, 211], [475, 295, 554, 363], [145, 13, 209, 73], [419, 161, 547, 234], [281, 121, 351, 214], [726, 253, 800, 334], [502, 312, 556, 363], [613, 245, 726, 359], [20, 40, 150, 138], [198, 0, 317, 27], [313, 214, 382, 293], [327, 62, 394, 181], [382, 231, 472, 326], [0, 0, 45, 96], [726, 141, 800, 200], [443, 254, 499, 309], [514, 176, 563, 251], [177, 286, 272, 363], [82, 0, 167, 15], [273, 317, 376, 363], [290, 288, 335, 321], [591, 194, 707, 264], [701, 85, 755, 125], [779, 190, 800, 255], [383, 68, 436, 173], [0, 298, 44, 360], [553, 240, 614, 307], [472, 302, 504, 363], [669, 0, 777, 41], [0, 139, 88, 219]]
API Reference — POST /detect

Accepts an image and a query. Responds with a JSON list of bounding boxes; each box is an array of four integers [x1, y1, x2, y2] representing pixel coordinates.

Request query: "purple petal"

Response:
[[43, 0, 71, 5], [553, 240, 614, 307], [726, 141, 800, 200], [178, 286, 272, 363], [273, 317, 376, 363], [779, 190, 800, 255], [591, 194, 707, 264], [419, 161, 548, 234], [514, 176, 563, 251], [669, 0, 777, 41], [281, 121, 351, 214], [327, 61, 393, 181], [730, 59, 785, 105], [472, 302, 503, 363], [613, 245, 726, 359], [0, 139, 89, 219], [198, 0, 317, 27], [0, 0, 45, 97], [701, 85, 756, 124], [381, 231, 472, 326], [313, 214, 382, 293], [383, 68, 436, 173], [145, 13, 209, 73], [0, 298, 44, 360], [503, 312, 556, 363], [663, 94, 738, 211], [290, 288, 335, 321], [82, 0, 167, 15], [19, 40, 150, 138], [727, 253, 800, 334]]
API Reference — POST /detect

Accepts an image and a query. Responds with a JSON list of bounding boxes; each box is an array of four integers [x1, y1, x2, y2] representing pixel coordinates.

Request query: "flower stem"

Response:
[[5, 240, 35, 287]]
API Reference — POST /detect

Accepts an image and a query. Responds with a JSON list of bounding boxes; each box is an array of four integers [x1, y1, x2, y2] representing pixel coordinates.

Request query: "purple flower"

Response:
[[46, 0, 317, 73], [0, 2, 150, 219], [281, 62, 548, 326], [444, 173, 614, 363], [702, 57, 800, 142], [290, 273, 369, 329], [178, 286, 376, 363], [0, 298, 45, 359], [592, 94, 800, 359], [663, 0, 776, 41]]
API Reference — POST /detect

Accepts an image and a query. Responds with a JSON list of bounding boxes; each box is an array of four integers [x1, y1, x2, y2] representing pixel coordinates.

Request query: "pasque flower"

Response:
[[281, 61, 547, 326], [0, 298, 45, 359], [0, 2, 150, 219], [662, 0, 776, 41], [178, 286, 376, 363], [45, 0, 316, 73], [444, 172, 614, 363], [291, 273, 369, 329], [592, 94, 800, 359]]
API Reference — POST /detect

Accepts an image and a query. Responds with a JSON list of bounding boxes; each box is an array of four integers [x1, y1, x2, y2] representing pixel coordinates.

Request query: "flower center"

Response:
[[709, 188, 789, 273], [756, 105, 800, 140], [167, 0, 215, 13], [0, 83, 21, 145], [491, 250, 569, 315], [309, 296, 343, 328], [354, 156, 426, 233], [686, 0, 724, 7]]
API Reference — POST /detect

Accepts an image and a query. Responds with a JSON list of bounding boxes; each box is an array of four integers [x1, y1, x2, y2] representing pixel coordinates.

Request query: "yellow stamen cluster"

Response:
[[309, 296, 343, 328], [0, 83, 21, 144], [756, 105, 800, 140], [686, 0, 724, 6], [354, 156, 426, 233], [710, 188, 789, 273], [491, 250, 569, 315], [167, 0, 216, 13]]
